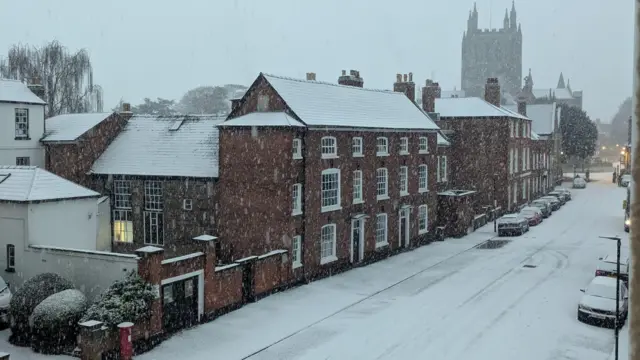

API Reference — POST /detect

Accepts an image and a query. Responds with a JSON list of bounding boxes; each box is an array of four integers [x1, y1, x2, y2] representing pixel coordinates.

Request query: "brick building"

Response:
[[216, 71, 442, 280], [424, 78, 533, 212]]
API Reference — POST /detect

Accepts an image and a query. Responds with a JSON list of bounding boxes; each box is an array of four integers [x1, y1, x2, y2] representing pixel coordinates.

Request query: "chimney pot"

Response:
[[350, 70, 357, 77], [484, 78, 501, 106], [421, 80, 441, 113], [408, 72, 413, 82], [306, 72, 316, 81], [403, 74, 408, 82], [396, 74, 402, 83], [341, 70, 346, 76], [122, 103, 131, 112], [425, 79, 433, 85]]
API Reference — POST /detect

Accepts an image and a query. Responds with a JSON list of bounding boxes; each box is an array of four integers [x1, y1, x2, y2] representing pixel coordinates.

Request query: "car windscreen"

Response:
[[586, 283, 615, 299], [520, 211, 535, 216]]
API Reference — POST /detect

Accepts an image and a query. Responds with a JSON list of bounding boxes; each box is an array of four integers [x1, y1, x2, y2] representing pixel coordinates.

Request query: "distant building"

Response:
[[519, 70, 583, 110]]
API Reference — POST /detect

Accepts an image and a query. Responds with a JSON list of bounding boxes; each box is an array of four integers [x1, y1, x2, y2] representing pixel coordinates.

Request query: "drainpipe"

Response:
[[630, 1, 640, 358], [300, 128, 308, 284]]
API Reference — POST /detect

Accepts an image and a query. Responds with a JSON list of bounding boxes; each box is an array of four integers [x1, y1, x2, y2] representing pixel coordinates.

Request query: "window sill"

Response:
[[14, 137, 31, 141], [5, 268, 15, 273], [321, 206, 342, 213], [399, 151, 409, 156], [419, 228, 429, 235], [419, 189, 429, 193], [419, 150, 429, 154], [376, 195, 390, 201], [292, 210, 303, 216], [375, 242, 389, 249], [321, 155, 339, 160], [292, 262, 302, 269], [376, 152, 389, 157], [353, 199, 364, 205], [293, 155, 303, 160], [353, 153, 364, 158], [400, 191, 409, 197], [320, 255, 338, 265]]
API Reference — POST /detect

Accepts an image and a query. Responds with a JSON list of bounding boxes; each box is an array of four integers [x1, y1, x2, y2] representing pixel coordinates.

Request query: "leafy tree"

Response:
[[132, 97, 177, 116], [610, 97, 632, 144], [0, 40, 93, 118], [559, 103, 598, 160]]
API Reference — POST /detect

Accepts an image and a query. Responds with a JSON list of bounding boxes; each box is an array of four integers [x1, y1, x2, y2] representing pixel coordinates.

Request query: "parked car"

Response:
[[621, 174, 632, 187], [596, 253, 630, 285], [531, 199, 553, 217], [519, 206, 543, 226], [573, 177, 587, 189], [540, 196, 561, 211], [497, 214, 529, 236], [0, 277, 11, 325], [577, 276, 628, 328], [548, 191, 568, 204], [555, 188, 572, 200]]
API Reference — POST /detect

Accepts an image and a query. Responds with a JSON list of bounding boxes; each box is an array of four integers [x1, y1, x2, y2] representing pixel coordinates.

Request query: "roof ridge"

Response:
[[25, 167, 39, 201], [0, 78, 24, 83], [263, 73, 403, 96]]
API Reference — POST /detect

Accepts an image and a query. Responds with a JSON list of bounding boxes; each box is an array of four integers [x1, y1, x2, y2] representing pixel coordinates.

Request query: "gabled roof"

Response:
[[437, 132, 451, 146], [219, 112, 305, 127], [0, 166, 99, 202], [91, 115, 223, 178], [504, 103, 557, 135], [42, 112, 115, 142], [435, 97, 529, 120], [260, 73, 439, 130], [0, 79, 46, 105], [532, 87, 574, 100]]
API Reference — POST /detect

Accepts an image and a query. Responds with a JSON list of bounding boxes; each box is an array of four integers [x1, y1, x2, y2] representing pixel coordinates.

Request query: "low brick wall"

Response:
[[209, 264, 243, 311], [254, 250, 288, 296]]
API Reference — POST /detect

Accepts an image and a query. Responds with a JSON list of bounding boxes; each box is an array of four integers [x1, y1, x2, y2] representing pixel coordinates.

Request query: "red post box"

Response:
[[118, 322, 134, 360]]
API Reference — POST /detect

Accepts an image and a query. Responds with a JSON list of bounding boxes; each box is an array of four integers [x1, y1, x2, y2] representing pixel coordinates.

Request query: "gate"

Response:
[[162, 276, 199, 333], [241, 261, 256, 303]]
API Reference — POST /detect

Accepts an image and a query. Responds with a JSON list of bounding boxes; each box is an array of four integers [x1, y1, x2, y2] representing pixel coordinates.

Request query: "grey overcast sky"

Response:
[[0, 0, 632, 121]]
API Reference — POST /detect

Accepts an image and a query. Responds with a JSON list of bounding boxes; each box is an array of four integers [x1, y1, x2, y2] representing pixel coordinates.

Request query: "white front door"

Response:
[[399, 208, 410, 247], [351, 218, 364, 263]]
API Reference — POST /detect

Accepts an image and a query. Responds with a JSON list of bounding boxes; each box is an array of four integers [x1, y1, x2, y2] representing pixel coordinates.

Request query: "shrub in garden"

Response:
[[29, 289, 88, 354], [81, 271, 155, 327], [8, 273, 74, 346]]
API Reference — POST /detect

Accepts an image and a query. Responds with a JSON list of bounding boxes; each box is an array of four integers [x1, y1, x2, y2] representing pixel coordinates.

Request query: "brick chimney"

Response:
[[119, 102, 133, 121], [27, 76, 45, 102], [338, 69, 364, 88], [421, 79, 441, 113], [306, 72, 316, 81], [517, 96, 527, 116], [393, 72, 416, 102], [484, 78, 501, 106]]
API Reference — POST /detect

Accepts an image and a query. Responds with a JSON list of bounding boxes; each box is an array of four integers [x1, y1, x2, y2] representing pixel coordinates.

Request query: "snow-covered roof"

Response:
[[0, 166, 99, 202], [42, 112, 115, 142], [220, 112, 305, 127], [504, 103, 557, 135], [437, 132, 450, 146], [441, 89, 466, 98], [91, 115, 223, 178], [435, 97, 529, 120], [262, 73, 439, 130], [0, 78, 47, 105], [532, 87, 574, 100], [531, 131, 540, 140]]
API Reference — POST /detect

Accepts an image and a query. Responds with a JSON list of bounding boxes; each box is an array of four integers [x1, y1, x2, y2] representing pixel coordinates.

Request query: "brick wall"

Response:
[[254, 252, 289, 296]]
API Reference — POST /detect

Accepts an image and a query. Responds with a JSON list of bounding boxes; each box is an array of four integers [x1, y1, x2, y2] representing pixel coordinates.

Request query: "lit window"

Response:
[[113, 180, 133, 243]]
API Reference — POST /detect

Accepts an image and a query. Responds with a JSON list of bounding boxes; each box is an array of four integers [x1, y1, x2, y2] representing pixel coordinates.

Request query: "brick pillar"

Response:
[[135, 246, 164, 337], [78, 320, 107, 360], [193, 235, 218, 316]]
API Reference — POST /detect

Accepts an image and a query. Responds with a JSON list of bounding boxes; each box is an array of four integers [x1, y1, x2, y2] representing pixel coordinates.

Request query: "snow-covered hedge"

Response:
[[8, 273, 74, 346], [29, 289, 88, 354], [81, 271, 155, 327]]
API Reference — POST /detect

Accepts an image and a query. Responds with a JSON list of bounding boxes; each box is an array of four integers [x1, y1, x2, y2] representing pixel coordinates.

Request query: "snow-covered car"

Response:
[[497, 214, 529, 236], [548, 191, 568, 204], [621, 174, 632, 187], [555, 188, 572, 200], [0, 276, 11, 325], [573, 177, 586, 189], [596, 253, 630, 285], [519, 207, 543, 226], [531, 199, 553, 217], [578, 276, 628, 328], [540, 196, 561, 211]]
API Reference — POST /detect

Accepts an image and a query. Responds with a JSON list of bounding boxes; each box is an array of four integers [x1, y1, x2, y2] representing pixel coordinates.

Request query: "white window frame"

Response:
[[376, 137, 389, 156], [375, 214, 388, 248], [321, 168, 341, 212], [15, 157, 30, 166], [292, 235, 302, 268], [292, 183, 303, 216], [522, 180, 526, 200], [6, 244, 15, 271], [399, 137, 409, 155], [441, 156, 448, 181], [15, 108, 29, 139], [510, 120, 514, 138], [399, 166, 409, 196], [352, 137, 363, 157], [376, 168, 389, 200], [418, 165, 428, 193], [438, 156, 447, 182], [320, 224, 337, 264], [293, 138, 302, 159], [321, 136, 338, 159], [419, 137, 429, 154], [143, 211, 164, 245], [352, 170, 363, 204], [113, 180, 134, 243], [418, 205, 428, 234], [509, 148, 514, 174]]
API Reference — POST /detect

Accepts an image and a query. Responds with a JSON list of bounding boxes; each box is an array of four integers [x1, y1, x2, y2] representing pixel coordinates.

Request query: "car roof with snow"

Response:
[[590, 276, 618, 287], [521, 207, 541, 212]]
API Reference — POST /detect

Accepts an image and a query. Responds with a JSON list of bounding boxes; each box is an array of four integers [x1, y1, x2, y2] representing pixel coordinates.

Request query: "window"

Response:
[[376, 168, 389, 200], [509, 148, 514, 174], [15, 108, 29, 139], [292, 235, 302, 268], [399, 166, 408, 196], [522, 180, 526, 199], [515, 121, 520, 138], [418, 165, 428, 192], [293, 138, 302, 159], [352, 170, 363, 204], [321, 169, 341, 212], [399, 137, 409, 154], [292, 183, 303, 215], [6, 244, 15, 272], [419, 137, 429, 153], [521, 148, 526, 171], [439, 156, 448, 182], [257, 95, 270, 111], [509, 121, 514, 138], [15, 157, 30, 166], [376, 137, 389, 156], [321, 136, 337, 158], [418, 205, 428, 234], [144, 181, 163, 211], [144, 211, 164, 245], [113, 180, 133, 243], [183, 199, 193, 211], [375, 214, 388, 248], [352, 137, 363, 157], [515, 148, 519, 173], [512, 183, 517, 205], [320, 224, 337, 264]]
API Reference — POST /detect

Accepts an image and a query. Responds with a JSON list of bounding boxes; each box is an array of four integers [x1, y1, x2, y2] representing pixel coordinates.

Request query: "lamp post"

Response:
[[493, 173, 498, 232], [599, 235, 622, 360]]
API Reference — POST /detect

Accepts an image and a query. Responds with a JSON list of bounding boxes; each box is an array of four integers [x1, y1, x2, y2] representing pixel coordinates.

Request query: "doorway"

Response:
[[162, 276, 199, 333], [399, 207, 410, 248], [351, 218, 364, 263]]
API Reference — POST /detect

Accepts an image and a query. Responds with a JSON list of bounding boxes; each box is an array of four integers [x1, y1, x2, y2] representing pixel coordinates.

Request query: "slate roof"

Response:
[[91, 115, 223, 178], [219, 112, 305, 127], [504, 103, 557, 135], [250, 73, 438, 130], [0, 79, 47, 105], [435, 97, 529, 120], [42, 112, 115, 142], [0, 166, 99, 202]]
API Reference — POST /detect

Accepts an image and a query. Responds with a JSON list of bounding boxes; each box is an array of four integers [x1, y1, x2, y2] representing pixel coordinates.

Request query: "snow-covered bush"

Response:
[[8, 273, 74, 346], [81, 271, 155, 327], [29, 289, 88, 354]]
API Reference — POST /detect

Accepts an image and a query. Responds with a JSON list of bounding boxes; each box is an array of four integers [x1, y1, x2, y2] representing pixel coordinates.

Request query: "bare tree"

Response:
[[0, 40, 93, 118]]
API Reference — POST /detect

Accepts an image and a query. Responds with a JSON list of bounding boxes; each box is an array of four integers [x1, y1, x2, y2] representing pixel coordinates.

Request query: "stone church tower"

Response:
[[461, 1, 522, 98]]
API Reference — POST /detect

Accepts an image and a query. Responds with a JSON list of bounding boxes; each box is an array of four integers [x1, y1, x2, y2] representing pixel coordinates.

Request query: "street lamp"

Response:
[[599, 235, 622, 360]]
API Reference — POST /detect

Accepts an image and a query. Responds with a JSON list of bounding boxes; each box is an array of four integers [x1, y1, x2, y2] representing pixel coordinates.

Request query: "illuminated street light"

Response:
[[603, 146, 607, 150]]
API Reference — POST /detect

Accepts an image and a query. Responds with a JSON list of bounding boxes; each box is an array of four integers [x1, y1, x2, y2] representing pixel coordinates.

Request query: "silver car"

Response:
[[497, 214, 529, 237], [578, 276, 628, 328]]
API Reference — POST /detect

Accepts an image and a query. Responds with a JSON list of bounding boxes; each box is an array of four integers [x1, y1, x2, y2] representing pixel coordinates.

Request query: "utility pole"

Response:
[[630, 1, 640, 358], [600, 236, 622, 360]]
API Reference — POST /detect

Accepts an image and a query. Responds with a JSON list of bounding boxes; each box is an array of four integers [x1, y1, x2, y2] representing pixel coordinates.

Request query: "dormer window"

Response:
[[376, 137, 389, 156], [321, 136, 337, 158]]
